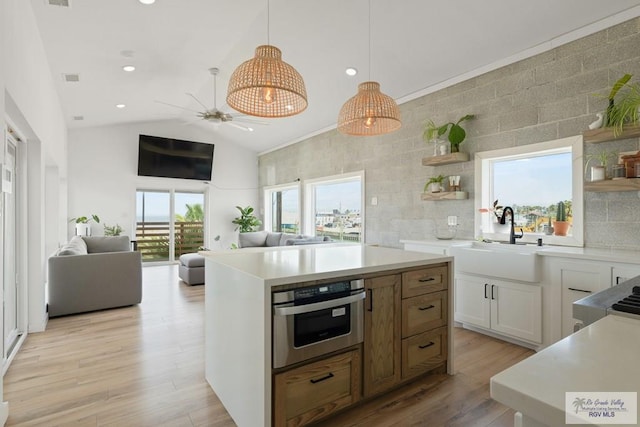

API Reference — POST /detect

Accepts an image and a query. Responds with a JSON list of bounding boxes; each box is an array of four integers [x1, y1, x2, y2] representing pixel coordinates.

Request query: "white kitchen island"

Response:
[[491, 314, 640, 427], [200, 244, 453, 427]]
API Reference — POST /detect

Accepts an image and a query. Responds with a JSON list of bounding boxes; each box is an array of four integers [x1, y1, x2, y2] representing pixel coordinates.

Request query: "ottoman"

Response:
[[179, 253, 205, 285]]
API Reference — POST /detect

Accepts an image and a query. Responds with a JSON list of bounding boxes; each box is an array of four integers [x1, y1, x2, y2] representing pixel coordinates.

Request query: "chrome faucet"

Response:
[[499, 206, 524, 244]]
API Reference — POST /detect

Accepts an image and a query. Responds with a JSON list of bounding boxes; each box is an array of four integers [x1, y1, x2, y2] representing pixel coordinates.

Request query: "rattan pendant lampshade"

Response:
[[226, 45, 308, 118], [337, 0, 401, 136], [337, 81, 401, 136]]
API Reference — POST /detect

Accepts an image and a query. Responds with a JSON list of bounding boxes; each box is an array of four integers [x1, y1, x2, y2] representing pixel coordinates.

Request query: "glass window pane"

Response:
[[174, 192, 205, 257], [136, 191, 171, 262], [269, 188, 299, 233], [313, 179, 362, 242], [491, 151, 572, 235]]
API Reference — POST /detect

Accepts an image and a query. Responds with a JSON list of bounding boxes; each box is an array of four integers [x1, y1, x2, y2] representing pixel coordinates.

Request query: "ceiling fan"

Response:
[[157, 67, 265, 132]]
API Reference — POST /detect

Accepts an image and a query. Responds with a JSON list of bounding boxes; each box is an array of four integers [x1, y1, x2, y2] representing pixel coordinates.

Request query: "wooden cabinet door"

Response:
[[363, 274, 401, 397], [490, 279, 542, 343]]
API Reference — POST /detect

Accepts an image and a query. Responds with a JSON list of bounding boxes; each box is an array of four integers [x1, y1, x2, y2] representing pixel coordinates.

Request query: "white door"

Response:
[[490, 279, 542, 343], [3, 138, 19, 357], [454, 274, 491, 329]]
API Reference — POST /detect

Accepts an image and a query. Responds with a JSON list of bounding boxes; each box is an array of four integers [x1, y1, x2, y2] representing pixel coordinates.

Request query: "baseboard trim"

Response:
[[0, 401, 8, 426], [460, 324, 539, 351]]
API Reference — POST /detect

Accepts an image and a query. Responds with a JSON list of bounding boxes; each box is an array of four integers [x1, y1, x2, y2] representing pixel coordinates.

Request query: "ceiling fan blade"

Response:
[[233, 117, 269, 125], [227, 122, 254, 132], [186, 92, 210, 111], [155, 100, 201, 113]]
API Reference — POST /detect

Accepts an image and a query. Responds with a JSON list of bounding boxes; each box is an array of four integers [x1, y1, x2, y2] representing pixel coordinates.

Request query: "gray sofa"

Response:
[[238, 231, 332, 248], [177, 232, 332, 286], [47, 235, 142, 317]]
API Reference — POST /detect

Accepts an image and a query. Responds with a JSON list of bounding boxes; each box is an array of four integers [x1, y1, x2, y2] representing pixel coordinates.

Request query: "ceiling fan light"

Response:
[[337, 81, 401, 136], [226, 45, 307, 118]]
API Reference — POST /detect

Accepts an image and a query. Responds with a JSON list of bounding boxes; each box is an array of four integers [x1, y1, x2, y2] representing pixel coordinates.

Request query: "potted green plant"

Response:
[[585, 149, 616, 181], [232, 205, 262, 232], [609, 77, 640, 135], [553, 201, 570, 236], [103, 223, 123, 236], [69, 214, 100, 236], [423, 114, 475, 153], [424, 174, 446, 193]]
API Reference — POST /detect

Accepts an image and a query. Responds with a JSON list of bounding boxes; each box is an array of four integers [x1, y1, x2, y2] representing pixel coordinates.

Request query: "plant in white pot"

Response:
[[424, 175, 446, 193], [69, 214, 100, 236]]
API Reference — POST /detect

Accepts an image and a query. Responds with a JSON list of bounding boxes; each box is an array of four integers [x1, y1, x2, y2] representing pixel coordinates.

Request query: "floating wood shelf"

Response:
[[422, 152, 469, 166], [584, 178, 640, 192], [582, 124, 640, 144], [421, 191, 468, 201]]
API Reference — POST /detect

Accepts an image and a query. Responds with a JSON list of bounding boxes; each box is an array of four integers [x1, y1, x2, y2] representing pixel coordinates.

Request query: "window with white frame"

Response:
[[304, 172, 364, 243], [263, 183, 300, 233], [475, 135, 583, 247]]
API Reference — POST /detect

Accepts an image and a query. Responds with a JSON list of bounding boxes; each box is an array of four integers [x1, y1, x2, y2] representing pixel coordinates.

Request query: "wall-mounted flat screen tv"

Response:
[[137, 134, 214, 181]]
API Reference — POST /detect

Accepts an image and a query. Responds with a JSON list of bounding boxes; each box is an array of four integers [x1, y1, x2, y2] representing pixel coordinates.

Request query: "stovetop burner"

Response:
[[611, 286, 640, 316]]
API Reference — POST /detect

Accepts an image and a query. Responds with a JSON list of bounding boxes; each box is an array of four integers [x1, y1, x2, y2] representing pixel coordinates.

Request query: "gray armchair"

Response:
[[47, 236, 142, 317]]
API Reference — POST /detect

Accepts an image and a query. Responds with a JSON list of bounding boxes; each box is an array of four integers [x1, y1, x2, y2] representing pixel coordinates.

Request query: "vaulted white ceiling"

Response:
[[30, 0, 640, 152]]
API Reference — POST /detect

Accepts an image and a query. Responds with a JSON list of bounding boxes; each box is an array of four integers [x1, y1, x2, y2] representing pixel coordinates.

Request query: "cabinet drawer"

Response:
[[401, 326, 447, 380], [402, 266, 448, 298], [273, 349, 361, 427], [402, 291, 447, 338]]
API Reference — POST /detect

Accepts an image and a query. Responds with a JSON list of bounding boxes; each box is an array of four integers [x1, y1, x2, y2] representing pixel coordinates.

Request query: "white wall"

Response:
[[68, 120, 259, 251]]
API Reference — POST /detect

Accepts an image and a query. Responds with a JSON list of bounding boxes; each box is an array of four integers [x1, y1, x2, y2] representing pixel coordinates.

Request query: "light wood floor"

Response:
[[4, 265, 533, 427]]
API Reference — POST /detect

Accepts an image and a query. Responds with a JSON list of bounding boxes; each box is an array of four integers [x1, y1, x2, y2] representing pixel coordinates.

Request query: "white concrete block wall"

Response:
[[259, 17, 640, 250]]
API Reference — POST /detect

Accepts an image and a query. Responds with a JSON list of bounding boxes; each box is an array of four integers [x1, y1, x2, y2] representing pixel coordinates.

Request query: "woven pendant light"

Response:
[[337, 81, 401, 136], [227, 45, 307, 118], [337, 0, 401, 136]]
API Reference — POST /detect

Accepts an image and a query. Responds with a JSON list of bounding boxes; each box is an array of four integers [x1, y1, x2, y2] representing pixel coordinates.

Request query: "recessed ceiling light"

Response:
[[138, 0, 155, 4], [116, 104, 126, 109], [345, 67, 358, 77], [122, 65, 136, 72]]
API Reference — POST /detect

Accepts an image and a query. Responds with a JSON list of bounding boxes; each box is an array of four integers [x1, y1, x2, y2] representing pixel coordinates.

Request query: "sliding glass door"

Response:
[[136, 190, 205, 262]]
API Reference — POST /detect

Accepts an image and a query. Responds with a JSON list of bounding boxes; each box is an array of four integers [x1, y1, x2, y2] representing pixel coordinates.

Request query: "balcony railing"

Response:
[[136, 221, 204, 262]]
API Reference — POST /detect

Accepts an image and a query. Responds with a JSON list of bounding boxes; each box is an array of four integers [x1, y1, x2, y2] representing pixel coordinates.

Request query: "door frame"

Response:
[[2, 124, 28, 374]]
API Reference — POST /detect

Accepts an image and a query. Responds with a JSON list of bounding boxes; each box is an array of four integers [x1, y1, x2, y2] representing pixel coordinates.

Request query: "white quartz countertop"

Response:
[[200, 244, 451, 286], [491, 314, 640, 426], [401, 239, 640, 264]]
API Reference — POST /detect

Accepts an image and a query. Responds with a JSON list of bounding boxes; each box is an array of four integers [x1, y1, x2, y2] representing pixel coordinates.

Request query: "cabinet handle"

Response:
[[491, 285, 496, 300], [418, 277, 435, 283], [484, 283, 489, 299], [568, 287, 592, 294], [418, 305, 435, 311], [367, 289, 373, 312], [310, 372, 334, 384], [419, 342, 435, 349], [616, 276, 624, 285]]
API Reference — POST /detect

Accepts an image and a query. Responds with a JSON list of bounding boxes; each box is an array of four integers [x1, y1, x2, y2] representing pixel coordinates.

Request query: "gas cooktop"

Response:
[[611, 285, 640, 316]]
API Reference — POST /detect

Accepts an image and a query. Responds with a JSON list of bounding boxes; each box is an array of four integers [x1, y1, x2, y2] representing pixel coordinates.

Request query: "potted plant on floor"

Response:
[[69, 214, 100, 236], [553, 201, 570, 236]]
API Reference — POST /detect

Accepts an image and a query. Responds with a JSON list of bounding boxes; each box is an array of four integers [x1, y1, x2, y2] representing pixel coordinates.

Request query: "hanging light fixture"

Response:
[[226, 0, 307, 118], [337, 0, 401, 136]]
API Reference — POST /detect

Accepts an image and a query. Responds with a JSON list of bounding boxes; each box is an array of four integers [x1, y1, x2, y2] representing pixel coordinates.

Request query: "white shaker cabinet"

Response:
[[551, 259, 640, 338], [611, 263, 640, 286], [455, 274, 542, 344]]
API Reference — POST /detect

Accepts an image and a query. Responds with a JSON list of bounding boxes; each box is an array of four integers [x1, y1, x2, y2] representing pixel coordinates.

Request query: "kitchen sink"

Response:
[[449, 241, 540, 282]]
